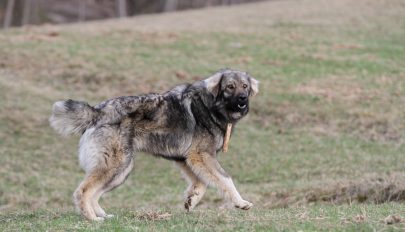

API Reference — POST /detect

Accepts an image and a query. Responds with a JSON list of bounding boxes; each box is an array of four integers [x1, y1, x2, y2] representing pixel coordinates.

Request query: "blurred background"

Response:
[[0, 0, 404, 230], [1, 0, 264, 28]]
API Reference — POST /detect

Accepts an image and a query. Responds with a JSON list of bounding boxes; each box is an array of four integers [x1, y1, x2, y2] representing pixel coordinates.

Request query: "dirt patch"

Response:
[[13, 30, 61, 42], [251, 76, 403, 142], [263, 173, 405, 208], [294, 76, 377, 103], [383, 215, 402, 225], [131, 211, 172, 221], [340, 112, 402, 142], [138, 32, 179, 45]]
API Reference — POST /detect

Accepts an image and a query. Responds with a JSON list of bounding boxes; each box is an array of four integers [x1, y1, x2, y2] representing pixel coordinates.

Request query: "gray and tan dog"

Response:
[[50, 69, 259, 221]]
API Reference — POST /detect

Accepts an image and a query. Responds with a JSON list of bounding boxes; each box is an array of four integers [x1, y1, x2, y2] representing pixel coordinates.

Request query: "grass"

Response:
[[0, 0, 404, 230], [2, 204, 405, 231]]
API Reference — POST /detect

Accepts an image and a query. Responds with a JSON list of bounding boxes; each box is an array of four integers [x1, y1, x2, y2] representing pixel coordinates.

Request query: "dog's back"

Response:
[[49, 93, 164, 136]]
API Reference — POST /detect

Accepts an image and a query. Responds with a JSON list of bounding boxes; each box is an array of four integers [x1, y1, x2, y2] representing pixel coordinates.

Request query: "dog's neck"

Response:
[[186, 84, 243, 135]]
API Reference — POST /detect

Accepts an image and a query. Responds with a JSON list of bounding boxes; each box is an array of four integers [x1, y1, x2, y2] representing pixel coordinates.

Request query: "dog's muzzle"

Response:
[[237, 94, 248, 110]]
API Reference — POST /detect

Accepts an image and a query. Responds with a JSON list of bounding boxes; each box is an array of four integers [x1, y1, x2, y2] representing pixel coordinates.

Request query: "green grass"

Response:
[[0, 0, 404, 230], [2, 204, 404, 231]]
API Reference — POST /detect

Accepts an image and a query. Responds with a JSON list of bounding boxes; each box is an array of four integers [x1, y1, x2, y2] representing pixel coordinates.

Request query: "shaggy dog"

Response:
[[50, 69, 259, 221]]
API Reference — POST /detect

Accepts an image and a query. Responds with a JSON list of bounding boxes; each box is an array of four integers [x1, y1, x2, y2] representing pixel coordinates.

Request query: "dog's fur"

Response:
[[50, 69, 259, 221]]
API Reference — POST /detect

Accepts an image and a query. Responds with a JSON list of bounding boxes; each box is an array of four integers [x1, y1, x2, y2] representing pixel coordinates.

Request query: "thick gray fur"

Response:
[[49, 69, 259, 221]]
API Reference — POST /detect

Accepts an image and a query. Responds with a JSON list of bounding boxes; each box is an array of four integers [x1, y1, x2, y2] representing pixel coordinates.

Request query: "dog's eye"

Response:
[[242, 84, 248, 89], [227, 84, 235, 90]]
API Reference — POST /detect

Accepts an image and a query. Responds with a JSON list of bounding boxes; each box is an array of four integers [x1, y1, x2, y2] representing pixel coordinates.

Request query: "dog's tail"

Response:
[[49, 100, 99, 136]]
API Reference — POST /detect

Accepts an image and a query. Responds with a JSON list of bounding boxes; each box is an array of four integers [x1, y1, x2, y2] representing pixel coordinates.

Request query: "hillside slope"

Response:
[[0, 0, 404, 230]]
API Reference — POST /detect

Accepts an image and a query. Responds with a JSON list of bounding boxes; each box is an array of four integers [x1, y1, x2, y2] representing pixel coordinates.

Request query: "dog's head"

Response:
[[204, 69, 259, 121]]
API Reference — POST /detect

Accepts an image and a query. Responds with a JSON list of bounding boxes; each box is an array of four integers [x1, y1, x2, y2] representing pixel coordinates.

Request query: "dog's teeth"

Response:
[[238, 104, 246, 109]]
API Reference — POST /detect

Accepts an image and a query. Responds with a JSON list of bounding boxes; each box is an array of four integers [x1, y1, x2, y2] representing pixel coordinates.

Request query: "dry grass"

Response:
[[132, 211, 172, 221], [33, 0, 402, 34], [261, 173, 405, 209], [0, 0, 404, 230]]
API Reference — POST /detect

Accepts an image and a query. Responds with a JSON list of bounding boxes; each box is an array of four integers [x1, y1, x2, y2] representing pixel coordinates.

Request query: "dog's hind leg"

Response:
[[91, 189, 111, 218], [90, 157, 134, 219], [73, 170, 107, 221], [85, 155, 133, 218], [175, 161, 207, 211], [76, 125, 135, 221], [74, 145, 134, 221], [74, 158, 134, 221]]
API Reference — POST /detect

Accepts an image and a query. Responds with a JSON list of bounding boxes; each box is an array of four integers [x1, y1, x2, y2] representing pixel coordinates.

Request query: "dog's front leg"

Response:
[[186, 151, 253, 210], [175, 161, 207, 211]]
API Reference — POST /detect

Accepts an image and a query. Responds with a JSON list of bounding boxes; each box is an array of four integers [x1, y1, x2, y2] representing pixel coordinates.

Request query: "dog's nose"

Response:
[[238, 94, 247, 102]]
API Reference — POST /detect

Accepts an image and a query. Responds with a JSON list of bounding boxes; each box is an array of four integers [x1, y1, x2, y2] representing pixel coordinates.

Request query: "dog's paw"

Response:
[[184, 194, 199, 212], [235, 200, 253, 210], [184, 197, 193, 212], [92, 216, 105, 222], [105, 214, 114, 219]]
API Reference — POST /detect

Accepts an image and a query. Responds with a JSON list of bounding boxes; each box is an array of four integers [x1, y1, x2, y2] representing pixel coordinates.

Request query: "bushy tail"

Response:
[[49, 99, 99, 136]]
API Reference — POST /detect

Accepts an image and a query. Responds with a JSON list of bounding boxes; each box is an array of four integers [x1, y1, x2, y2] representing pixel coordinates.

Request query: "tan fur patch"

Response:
[[188, 151, 204, 166]]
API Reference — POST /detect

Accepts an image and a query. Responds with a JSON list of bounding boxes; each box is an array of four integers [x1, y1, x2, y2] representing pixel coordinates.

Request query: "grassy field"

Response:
[[0, 0, 405, 230]]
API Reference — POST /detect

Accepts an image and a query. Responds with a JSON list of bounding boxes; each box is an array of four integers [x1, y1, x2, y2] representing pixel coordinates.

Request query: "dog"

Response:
[[49, 69, 259, 221]]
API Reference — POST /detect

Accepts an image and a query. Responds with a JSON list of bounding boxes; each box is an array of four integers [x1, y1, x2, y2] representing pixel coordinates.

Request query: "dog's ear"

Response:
[[204, 72, 223, 97], [249, 77, 259, 97]]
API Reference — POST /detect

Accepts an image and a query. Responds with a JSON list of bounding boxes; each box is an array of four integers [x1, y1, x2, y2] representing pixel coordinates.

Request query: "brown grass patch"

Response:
[[289, 76, 402, 142], [17, 30, 61, 42], [341, 112, 402, 142], [294, 76, 376, 103], [131, 211, 172, 221], [27, 0, 402, 35], [263, 173, 405, 208], [383, 215, 402, 225], [138, 32, 179, 45]]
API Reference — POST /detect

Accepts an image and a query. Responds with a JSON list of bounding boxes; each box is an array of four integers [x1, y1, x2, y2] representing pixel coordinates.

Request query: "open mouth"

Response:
[[237, 104, 247, 109]]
